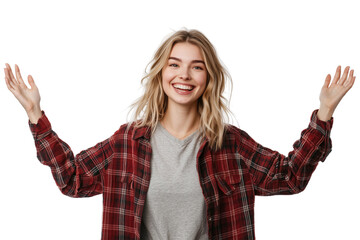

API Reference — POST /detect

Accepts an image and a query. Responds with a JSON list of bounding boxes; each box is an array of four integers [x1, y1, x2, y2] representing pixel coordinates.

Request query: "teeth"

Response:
[[173, 84, 194, 90]]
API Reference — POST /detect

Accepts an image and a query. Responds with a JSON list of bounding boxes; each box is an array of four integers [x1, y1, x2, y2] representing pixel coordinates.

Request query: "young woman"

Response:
[[4, 29, 356, 239]]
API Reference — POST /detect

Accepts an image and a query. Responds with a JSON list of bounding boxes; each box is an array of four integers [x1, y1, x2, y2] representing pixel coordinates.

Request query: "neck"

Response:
[[160, 101, 200, 140]]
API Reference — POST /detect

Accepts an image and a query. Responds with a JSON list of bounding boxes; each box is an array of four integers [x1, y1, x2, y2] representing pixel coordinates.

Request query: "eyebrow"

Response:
[[168, 57, 205, 64]]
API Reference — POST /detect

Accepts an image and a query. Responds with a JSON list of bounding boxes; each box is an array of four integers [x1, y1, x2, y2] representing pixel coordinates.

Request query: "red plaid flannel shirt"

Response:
[[29, 109, 333, 239]]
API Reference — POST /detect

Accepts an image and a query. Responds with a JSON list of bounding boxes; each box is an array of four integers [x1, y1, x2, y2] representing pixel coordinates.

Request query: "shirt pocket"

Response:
[[215, 171, 242, 196]]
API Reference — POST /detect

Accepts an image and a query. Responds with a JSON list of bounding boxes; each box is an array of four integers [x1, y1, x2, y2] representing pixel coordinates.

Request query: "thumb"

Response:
[[28, 75, 37, 89], [323, 74, 331, 88]]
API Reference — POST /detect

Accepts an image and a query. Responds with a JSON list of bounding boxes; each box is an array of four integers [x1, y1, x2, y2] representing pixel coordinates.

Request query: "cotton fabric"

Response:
[[29, 109, 333, 239], [140, 123, 208, 239]]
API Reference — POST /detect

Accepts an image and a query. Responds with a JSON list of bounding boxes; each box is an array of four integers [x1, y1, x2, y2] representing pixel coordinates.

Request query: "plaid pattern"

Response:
[[29, 109, 333, 239]]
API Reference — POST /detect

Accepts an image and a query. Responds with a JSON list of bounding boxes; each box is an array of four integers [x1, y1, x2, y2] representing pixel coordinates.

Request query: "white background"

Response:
[[1, 0, 359, 239]]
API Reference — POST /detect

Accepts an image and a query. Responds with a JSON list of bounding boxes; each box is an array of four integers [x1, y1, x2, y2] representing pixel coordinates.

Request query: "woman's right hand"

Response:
[[4, 63, 43, 124]]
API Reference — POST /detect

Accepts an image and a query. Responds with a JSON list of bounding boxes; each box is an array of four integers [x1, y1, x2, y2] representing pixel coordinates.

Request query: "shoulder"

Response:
[[224, 124, 249, 139], [115, 122, 137, 135], [111, 121, 151, 142], [223, 124, 257, 148]]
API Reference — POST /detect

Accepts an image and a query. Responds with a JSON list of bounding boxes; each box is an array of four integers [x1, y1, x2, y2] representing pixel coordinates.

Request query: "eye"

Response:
[[169, 63, 178, 67], [194, 66, 203, 70]]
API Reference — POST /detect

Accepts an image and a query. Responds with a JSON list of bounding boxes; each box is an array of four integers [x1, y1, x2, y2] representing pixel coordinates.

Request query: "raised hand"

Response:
[[4, 63, 43, 124], [317, 66, 356, 121]]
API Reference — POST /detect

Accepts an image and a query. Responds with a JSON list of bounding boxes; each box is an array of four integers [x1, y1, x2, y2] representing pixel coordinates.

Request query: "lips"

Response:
[[172, 83, 195, 91]]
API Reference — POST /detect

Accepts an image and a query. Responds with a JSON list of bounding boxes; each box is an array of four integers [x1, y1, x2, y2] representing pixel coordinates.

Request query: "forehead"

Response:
[[169, 42, 204, 61]]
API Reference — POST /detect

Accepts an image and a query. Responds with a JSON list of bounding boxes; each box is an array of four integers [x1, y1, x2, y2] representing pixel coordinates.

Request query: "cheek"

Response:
[[199, 73, 208, 89], [162, 69, 174, 85], [161, 70, 172, 95]]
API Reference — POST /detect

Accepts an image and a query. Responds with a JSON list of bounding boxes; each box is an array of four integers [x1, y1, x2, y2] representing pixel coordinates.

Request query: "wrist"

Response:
[[27, 107, 43, 124], [317, 105, 334, 122]]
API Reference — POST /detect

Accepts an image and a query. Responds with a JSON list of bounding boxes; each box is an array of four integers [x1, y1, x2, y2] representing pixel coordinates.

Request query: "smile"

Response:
[[172, 84, 195, 91]]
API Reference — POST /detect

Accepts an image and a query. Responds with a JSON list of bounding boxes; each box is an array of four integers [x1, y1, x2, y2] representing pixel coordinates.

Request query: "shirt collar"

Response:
[[133, 125, 152, 140], [132, 123, 214, 143]]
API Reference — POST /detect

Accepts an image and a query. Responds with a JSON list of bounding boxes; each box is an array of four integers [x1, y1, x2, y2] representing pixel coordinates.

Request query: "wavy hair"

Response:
[[129, 29, 233, 150]]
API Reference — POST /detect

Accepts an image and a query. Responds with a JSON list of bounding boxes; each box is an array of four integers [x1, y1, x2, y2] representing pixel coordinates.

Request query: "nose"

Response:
[[179, 67, 191, 80]]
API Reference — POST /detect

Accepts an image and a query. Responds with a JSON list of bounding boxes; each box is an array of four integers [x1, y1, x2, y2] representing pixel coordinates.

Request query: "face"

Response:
[[162, 42, 207, 109]]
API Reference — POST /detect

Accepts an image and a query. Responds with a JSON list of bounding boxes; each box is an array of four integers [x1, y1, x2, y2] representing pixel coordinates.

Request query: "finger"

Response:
[[15, 64, 26, 86], [4, 75, 15, 92], [4, 68, 18, 88], [343, 70, 354, 87], [338, 66, 350, 85], [4, 68, 9, 79], [5, 63, 19, 84], [5, 74, 17, 91], [28, 75, 37, 89], [4, 67, 11, 82], [323, 74, 331, 88], [345, 75, 356, 90], [332, 65, 341, 85]]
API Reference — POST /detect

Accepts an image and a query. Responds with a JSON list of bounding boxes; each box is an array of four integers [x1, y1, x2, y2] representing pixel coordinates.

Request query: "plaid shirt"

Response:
[[29, 109, 333, 239]]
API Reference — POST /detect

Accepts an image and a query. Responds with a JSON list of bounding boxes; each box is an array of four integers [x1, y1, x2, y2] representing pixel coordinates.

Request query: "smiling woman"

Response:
[[129, 30, 233, 148], [3, 29, 356, 239]]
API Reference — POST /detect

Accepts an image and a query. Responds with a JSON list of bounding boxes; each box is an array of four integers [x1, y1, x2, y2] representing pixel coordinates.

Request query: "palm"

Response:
[[4, 64, 41, 113], [13, 80, 40, 112]]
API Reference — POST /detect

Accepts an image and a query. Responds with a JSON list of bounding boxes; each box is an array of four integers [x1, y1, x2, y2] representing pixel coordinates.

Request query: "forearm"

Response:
[[249, 110, 333, 195], [29, 112, 108, 197], [36, 133, 103, 197]]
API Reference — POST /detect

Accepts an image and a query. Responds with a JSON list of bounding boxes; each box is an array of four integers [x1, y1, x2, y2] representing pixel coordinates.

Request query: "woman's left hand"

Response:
[[317, 66, 356, 121]]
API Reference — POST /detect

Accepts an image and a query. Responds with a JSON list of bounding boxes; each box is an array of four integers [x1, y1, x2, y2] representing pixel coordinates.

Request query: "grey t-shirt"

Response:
[[140, 123, 209, 239]]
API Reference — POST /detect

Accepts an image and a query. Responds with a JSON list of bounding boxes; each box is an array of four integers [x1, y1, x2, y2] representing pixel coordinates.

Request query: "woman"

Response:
[[4, 29, 356, 239]]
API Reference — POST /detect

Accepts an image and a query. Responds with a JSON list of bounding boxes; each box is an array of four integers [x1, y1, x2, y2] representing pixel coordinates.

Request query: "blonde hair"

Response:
[[129, 29, 233, 150]]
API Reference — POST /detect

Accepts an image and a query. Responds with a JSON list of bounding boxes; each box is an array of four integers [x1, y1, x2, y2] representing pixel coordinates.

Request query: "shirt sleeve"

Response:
[[238, 109, 333, 196], [29, 111, 117, 198]]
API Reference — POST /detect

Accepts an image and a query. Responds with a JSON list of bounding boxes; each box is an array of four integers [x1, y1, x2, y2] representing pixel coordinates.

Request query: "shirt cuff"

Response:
[[309, 109, 333, 135], [28, 111, 52, 139]]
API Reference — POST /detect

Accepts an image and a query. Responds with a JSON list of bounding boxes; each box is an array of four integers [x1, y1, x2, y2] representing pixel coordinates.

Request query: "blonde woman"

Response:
[[4, 29, 356, 239]]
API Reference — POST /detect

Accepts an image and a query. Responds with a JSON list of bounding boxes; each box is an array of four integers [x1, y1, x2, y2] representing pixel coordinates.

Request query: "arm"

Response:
[[239, 110, 332, 195], [4, 63, 116, 197], [241, 65, 355, 195], [29, 111, 117, 197]]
